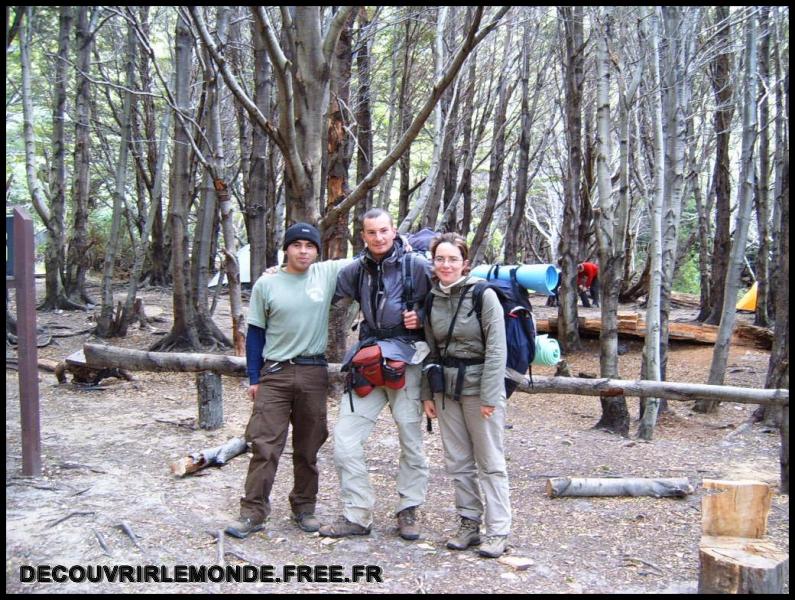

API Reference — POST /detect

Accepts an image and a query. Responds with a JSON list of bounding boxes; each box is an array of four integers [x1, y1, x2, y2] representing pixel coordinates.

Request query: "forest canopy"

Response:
[[5, 7, 789, 386]]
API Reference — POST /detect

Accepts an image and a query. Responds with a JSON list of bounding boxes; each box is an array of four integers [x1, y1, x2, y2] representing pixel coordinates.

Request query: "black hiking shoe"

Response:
[[224, 516, 265, 539]]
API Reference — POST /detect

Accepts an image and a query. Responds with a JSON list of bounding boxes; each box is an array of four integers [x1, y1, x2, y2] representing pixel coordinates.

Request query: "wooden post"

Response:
[[196, 371, 223, 430], [698, 479, 789, 593], [10, 207, 42, 476]]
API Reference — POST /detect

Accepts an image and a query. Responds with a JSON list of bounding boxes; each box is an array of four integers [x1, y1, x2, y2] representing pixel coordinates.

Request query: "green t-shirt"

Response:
[[247, 259, 352, 361]]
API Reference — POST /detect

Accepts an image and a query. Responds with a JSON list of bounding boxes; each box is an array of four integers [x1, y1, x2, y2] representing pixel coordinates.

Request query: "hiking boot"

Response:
[[318, 516, 371, 538], [445, 517, 480, 550], [396, 507, 420, 541], [478, 535, 508, 558], [292, 512, 320, 533], [224, 516, 265, 539]]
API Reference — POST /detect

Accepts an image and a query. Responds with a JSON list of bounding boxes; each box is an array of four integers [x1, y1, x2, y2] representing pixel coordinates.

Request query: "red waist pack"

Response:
[[350, 344, 406, 395]]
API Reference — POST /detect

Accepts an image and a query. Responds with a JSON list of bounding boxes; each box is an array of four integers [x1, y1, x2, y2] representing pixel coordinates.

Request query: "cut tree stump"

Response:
[[196, 371, 223, 430], [701, 479, 773, 538], [546, 477, 694, 498], [170, 437, 248, 477], [698, 536, 788, 594], [698, 479, 788, 594]]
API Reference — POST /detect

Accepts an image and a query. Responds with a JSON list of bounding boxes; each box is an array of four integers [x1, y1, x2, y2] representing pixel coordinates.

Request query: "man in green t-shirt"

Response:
[[224, 223, 350, 539]]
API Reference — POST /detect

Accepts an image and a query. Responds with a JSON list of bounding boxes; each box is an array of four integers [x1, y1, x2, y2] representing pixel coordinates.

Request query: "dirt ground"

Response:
[[6, 279, 789, 594]]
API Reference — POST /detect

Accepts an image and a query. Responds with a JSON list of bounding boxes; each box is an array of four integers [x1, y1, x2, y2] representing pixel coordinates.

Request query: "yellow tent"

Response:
[[736, 281, 758, 311]]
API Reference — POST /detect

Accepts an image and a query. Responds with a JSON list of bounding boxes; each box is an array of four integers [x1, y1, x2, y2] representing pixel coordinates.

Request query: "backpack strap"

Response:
[[442, 287, 476, 404], [402, 252, 415, 311]]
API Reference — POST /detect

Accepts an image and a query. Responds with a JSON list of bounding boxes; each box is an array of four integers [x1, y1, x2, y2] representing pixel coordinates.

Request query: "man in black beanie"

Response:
[[225, 222, 352, 538], [282, 222, 322, 255]]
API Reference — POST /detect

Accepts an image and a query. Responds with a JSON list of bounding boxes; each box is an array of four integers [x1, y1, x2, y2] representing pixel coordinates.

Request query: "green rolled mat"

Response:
[[533, 334, 561, 366]]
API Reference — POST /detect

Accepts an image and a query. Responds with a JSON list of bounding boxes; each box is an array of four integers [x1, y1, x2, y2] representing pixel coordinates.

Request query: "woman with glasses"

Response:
[[420, 233, 511, 559]]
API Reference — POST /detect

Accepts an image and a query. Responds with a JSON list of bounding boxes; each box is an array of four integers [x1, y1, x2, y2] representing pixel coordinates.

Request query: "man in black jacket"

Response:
[[319, 209, 432, 541]]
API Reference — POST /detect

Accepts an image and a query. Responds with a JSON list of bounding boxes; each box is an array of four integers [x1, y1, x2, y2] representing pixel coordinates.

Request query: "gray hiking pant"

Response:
[[333, 364, 428, 528], [434, 394, 511, 536]]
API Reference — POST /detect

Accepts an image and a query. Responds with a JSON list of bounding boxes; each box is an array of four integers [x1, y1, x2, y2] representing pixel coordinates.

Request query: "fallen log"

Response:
[[84, 343, 246, 377], [508, 374, 788, 407], [170, 437, 248, 477], [536, 313, 773, 349], [81, 343, 789, 406], [62, 350, 134, 384], [546, 477, 694, 498]]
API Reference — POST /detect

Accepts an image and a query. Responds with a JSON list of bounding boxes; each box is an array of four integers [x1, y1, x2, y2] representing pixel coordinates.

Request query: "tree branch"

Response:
[[188, 7, 283, 156], [321, 6, 511, 231], [323, 6, 356, 64]]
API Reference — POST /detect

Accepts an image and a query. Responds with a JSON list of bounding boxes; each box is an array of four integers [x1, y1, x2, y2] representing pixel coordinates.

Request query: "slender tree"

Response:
[[96, 19, 137, 337], [38, 7, 77, 311], [753, 6, 771, 327], [556, 6, 585, 354], [638, 7, 665, 440], [697, 8, 758, 412], [592, 7, 630, 436], [64, 6, 97, 306], [699, 6, 734, 324]]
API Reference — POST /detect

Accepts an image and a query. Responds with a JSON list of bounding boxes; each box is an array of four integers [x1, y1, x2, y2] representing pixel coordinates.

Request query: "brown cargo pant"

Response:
[[240, 362, 329, 523]]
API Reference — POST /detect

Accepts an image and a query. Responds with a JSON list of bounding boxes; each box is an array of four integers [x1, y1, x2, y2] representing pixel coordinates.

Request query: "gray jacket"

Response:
[[334, 237, 433, 364], [421, 276, 507, 406]]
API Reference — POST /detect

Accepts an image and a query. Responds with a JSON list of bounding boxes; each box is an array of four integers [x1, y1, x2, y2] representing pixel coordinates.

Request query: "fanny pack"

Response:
[[348, 343, 407, 401]]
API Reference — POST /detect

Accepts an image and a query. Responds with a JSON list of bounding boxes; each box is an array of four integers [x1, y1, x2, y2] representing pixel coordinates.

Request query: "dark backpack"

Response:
[[426, 266, 536, 398], [406, 228, 438, 254]]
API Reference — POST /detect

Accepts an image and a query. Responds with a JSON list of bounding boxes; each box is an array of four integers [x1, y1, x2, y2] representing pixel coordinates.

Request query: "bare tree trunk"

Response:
[[376, 22, 399, 213], [64, 6, 96, 306], [438, 16, 480, 234], [352, 7, 374, 255], [701, 6, 734, 325], [557, 6, 585, 354], [151, 13, 201, 352], [247, 15, 272, 279], [753, 7, 771, 328], [38, 7, 74, 311], [325, 9, 355, 260], [504, 21, 531, 265], [396, 16, 417, 225], [325, 10, 356, 364], [768, 8, 785, 322], [209, 7, 243, 355], [417, 7, 459, 231], [765, 130, 788, 490], [470, 28, 513, 264], [655, 7, 694, 408], [96, 20, 136, 338], [592, 8, 630, 437], [19, 6, 53, 270], [638, 7, 665, 440], [335, 7, 509, 234], [120, 89, 171, 336], [696, 9, 758, 413]]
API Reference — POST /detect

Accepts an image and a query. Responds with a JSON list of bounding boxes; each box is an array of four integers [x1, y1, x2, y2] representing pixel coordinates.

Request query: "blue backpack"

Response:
[[426, 266, 536, 398]]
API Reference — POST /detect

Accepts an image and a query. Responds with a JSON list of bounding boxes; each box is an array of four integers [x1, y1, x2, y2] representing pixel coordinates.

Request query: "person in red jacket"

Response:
[[576, 262, 600, 308]]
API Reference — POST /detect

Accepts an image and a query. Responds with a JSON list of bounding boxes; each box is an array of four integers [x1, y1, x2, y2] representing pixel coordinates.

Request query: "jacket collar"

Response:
[[362, 235, 406, 267]]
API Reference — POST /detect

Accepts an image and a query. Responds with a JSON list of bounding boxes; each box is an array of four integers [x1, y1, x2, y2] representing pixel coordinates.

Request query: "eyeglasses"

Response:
[[433, 256, 463, 265]]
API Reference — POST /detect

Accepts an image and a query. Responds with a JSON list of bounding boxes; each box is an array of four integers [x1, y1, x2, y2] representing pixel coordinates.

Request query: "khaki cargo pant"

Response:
[[434, 394, 511, 536], [332, 364, 428, 528]]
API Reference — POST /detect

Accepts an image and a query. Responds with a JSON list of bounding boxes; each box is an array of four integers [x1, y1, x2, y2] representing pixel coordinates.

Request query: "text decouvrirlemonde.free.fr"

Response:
[[19, 564, 384, 584]]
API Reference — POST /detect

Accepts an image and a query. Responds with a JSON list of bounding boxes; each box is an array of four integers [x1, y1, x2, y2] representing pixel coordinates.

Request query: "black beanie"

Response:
[[283, 222, 321, 253]]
